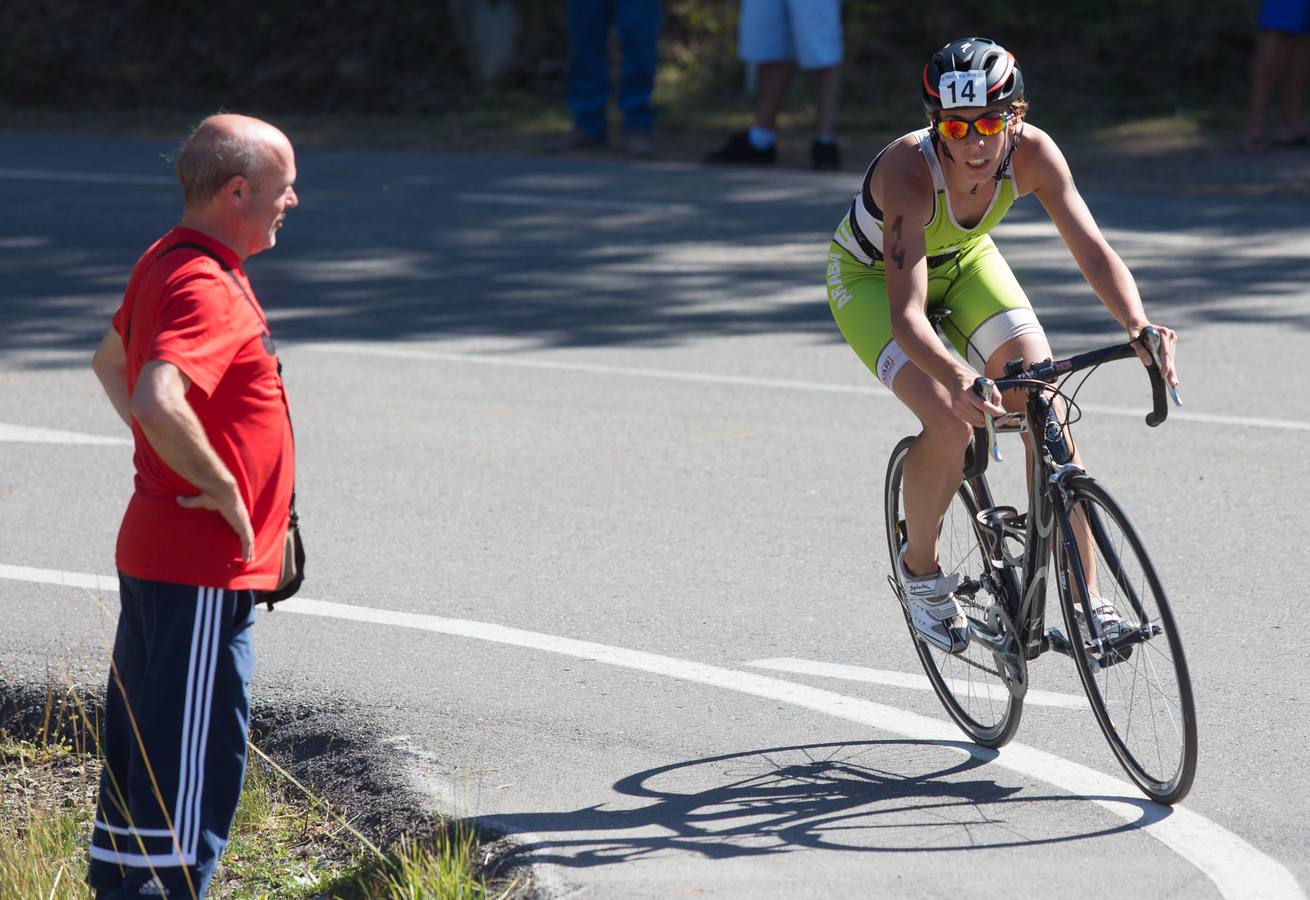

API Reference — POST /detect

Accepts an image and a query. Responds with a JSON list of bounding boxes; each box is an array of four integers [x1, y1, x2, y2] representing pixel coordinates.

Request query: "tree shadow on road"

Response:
[[4, 149, 1308, 373], [484, 740, 1169, 869]]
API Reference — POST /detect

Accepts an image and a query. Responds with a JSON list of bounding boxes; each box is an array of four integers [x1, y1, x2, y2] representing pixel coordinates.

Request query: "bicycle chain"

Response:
[[951, 639, 1005, 679]]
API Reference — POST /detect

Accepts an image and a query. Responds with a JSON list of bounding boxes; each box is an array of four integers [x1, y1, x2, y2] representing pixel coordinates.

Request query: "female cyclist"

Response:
[[826, 37, 1179, 653]]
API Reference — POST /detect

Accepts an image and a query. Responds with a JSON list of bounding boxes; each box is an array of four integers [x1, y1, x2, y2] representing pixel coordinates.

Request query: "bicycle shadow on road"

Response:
[[485, 739, 1169, 869]]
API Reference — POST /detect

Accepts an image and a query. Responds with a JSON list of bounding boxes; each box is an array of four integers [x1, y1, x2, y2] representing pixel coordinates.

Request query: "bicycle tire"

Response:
[[1055, 475, 1197, 804], [884, 435, 1023, 747]]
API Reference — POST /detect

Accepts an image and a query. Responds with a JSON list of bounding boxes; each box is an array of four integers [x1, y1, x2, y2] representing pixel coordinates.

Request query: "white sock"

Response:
[[747, 126, 776, 150]]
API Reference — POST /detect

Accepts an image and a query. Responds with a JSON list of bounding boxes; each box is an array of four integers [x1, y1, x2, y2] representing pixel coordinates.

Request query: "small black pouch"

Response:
[[261, 502, 305, 610]]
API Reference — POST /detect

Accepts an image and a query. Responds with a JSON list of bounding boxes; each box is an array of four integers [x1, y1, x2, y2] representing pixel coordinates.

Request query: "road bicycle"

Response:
[[883, 325, 1197, 804]]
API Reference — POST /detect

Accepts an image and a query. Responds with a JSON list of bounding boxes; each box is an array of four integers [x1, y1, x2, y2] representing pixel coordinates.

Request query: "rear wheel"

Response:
[[884, 436, 1022, 747], [1055, 476, 1197, 804]]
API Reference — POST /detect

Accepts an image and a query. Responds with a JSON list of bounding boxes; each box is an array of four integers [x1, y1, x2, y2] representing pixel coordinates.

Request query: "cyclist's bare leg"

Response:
[[890, 362, 973, 577], [985, 334, 1099, 595]]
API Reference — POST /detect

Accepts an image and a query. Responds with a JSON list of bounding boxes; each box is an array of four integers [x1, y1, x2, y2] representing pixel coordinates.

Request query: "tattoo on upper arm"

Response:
[[888, 215, 907, 268]]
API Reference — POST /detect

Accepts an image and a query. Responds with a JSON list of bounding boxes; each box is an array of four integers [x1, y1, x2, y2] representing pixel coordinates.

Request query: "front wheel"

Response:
[[884, 436, 1022, 747], [1055, 476, 1198, 804]]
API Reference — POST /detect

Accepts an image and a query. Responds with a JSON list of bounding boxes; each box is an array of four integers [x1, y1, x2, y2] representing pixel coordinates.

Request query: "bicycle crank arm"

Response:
[[1044, 627, 1074, 659], [967, 625, 1028, 699]]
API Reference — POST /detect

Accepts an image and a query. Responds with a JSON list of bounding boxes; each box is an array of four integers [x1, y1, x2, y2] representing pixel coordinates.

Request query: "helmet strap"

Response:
[[993, 121, 1023, 183]]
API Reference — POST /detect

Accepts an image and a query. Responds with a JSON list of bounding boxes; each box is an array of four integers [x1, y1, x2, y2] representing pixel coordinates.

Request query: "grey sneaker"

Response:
[[896, 544, 969, 654]]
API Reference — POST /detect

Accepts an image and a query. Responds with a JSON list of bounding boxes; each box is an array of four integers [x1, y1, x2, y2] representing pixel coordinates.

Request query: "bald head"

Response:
[[175, 114, 294, 209]]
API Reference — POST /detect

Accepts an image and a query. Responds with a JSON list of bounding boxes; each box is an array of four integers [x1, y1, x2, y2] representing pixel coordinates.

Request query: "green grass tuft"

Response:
[[1, 731, 509, 899], [0, 739, 97, 900]]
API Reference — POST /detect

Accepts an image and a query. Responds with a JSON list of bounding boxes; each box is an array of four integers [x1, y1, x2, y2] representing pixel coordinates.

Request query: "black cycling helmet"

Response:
[[922, 37, 1024, 114]]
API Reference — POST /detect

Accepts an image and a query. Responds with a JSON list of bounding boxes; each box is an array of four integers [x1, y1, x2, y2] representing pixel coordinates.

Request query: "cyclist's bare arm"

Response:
[[1017, 126, 1178, 385], [880, 139, 1003, 425]]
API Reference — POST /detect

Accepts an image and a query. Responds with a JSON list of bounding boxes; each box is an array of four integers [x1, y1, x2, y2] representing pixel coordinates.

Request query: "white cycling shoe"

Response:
[[1073, 597, 1130, 644], [896, 545, 970, 654]]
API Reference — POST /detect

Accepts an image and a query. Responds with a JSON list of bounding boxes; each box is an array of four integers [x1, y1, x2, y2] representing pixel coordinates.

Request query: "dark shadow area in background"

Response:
[[3, 146, 1307, 371], [485, 740, 1167, 869]]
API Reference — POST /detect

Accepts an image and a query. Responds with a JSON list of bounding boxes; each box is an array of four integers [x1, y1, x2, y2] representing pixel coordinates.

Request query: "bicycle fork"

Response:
[[1045, 478, 1159, 669]]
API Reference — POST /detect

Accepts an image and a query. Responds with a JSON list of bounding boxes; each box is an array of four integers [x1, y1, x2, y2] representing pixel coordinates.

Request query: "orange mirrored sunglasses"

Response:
[[935, 112, 1013, 141]]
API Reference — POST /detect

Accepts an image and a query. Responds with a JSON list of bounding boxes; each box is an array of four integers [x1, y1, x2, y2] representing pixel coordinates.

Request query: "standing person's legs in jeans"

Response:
[[1245, 0, 1310, 149], [1286, 31, 1310, 141], [615, 0, 661, 139], [567, 0, 615, 141]]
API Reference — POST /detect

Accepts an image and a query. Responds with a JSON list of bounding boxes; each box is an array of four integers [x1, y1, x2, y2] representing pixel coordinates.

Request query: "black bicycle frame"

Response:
[[962, 330, 1172, 663], [963, 389, 1069, 662]]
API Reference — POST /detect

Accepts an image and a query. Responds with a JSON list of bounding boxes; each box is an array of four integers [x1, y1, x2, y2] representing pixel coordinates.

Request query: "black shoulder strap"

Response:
[[166, 241, 260, 308], [124, 242, 229, 344], [164, 241, 228, 268]]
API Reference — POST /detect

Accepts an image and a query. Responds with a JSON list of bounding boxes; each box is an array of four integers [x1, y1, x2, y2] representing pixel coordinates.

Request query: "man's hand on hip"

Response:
[[176, 487, 255, 563]]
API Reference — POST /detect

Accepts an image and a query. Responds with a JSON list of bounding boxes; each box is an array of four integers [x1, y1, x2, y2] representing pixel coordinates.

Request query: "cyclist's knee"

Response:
[[986, 332, 1052, 380], [919, 410, 972, 453]]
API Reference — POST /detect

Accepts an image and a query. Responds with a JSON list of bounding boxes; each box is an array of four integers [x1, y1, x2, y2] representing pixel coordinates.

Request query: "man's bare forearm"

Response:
[[92, 327, 132, 428], [96, 369, 133, 428], [132, 363, 237, 498]]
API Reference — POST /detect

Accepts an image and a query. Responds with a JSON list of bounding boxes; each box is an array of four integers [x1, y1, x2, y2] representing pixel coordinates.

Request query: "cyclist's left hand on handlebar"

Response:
[[954, 374, 1004, 428], [1131, 323, 1179, 387]]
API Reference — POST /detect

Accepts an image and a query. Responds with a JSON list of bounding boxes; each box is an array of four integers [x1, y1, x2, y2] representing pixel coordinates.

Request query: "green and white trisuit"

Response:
[[826, 127, 1043, 389]]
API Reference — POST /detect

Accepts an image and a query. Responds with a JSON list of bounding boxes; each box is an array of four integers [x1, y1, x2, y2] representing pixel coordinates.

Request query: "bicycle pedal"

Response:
[[1044, 627, 1074, 658]]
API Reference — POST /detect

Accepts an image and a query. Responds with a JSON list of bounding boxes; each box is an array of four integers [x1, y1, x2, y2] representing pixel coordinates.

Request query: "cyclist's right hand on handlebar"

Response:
[[1131, 323, 1179, 388], [950, 373, 1004, 427]]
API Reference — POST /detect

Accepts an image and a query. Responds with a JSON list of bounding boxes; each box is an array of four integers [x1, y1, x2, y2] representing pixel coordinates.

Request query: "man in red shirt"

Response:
[[89, 113, 298, 900]]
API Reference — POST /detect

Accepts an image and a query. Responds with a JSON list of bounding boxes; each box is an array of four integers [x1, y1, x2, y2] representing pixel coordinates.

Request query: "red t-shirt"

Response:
[[113, 227, 295, 590]]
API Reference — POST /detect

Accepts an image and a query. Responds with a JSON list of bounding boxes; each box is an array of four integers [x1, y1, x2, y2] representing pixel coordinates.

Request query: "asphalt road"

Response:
[[1, 130, 1308, 899]]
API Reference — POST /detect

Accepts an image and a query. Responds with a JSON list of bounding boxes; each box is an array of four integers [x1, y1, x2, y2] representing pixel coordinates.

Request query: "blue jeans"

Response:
[[567, 0, 661, 138]]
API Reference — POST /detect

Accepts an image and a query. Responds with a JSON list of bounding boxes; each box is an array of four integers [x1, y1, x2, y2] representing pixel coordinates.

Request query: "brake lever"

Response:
[[1139, 326, 1182, 407], [975, 377, 1002, 462]]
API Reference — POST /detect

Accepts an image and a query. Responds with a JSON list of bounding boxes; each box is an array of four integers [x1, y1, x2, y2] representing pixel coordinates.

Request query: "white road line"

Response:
[[455, 192, 694, 214], [746, 657, 1086, 710], [0, 423, 132, 446], [0, 168, 175, 186], [296, 341, 1310, 433], [0, 564, 120, 593], [2, 563, 1301, 900], [299, 341, 881, 395]]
